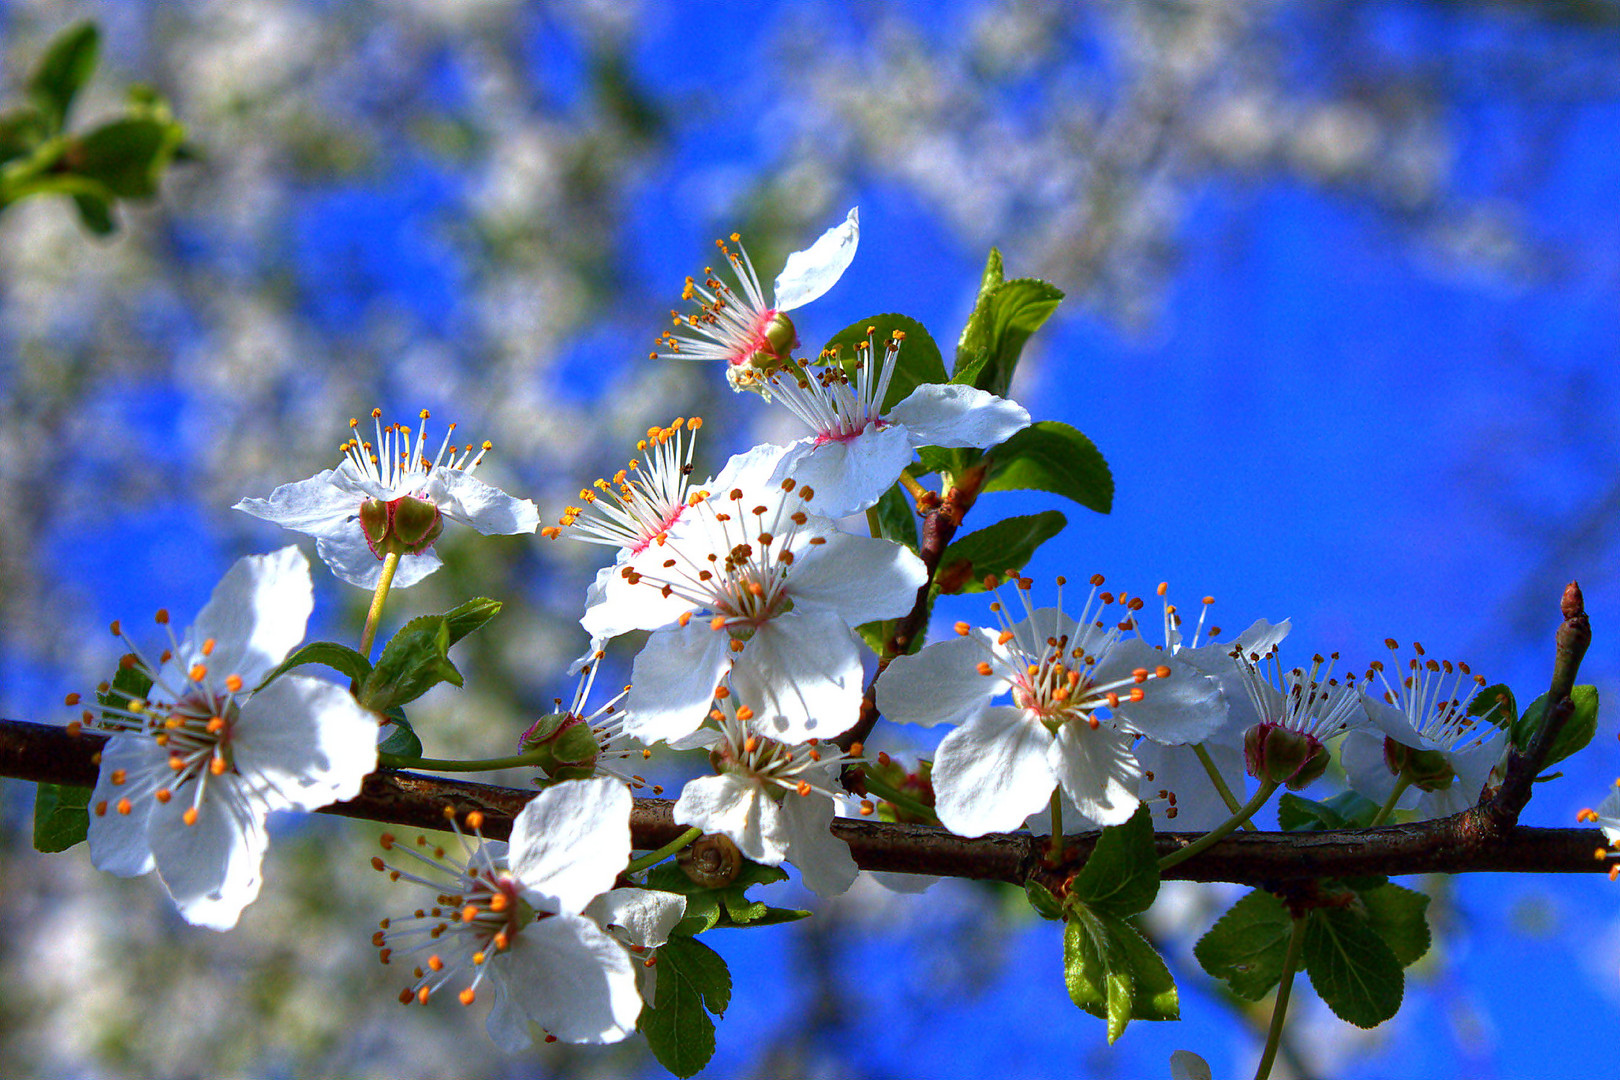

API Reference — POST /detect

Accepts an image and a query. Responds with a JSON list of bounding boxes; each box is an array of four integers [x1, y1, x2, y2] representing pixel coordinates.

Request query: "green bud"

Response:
[[391, 496, 443, 552], [1245, 723, 1330, 790], [518, 713, 601, 781], [761, 310, 797, 358]]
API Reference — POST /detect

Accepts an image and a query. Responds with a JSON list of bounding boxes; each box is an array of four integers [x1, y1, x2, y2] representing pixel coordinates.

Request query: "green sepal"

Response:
[[1192, 888, 1294, 1000], [645, 860, 809, 933], [376, 710, 423, 759], [1069, 803, 1160, 917], [254, 640, 374, 692], [1356, 882, 1431, 967], [1470, 683, 1517, 730], [934, 510, 1066, 595], [1303, 905, 1405, 1028], [820, 313, 946, 414], [638, 934, 730, 1079], [33, 782, 92, 852], [954, 247, 1065, 398], [360, 616, 462, 713], [1511, 685, 1599, 768], [28, 20, 100, 131], [1064, 906, 1179, 1041], [1276, 790, 1381, 832], [981, 421, 1112, 514], [1025, 878, 1064, 921]]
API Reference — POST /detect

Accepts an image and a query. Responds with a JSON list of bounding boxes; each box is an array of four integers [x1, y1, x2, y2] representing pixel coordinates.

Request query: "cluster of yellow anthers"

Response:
[[341, 407, 490, 478], [65, 612, 241, 827], [650, 233, 776, 361], [540, 417, 704, 545], [707, 685, 862, 801]]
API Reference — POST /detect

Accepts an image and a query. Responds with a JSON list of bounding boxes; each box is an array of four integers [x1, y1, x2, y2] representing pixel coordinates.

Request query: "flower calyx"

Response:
[[360, 495, 446, 559], [519, 712, 602, 782], [1382, 735, 1457, 792], [1244, 721, 1331, 790]]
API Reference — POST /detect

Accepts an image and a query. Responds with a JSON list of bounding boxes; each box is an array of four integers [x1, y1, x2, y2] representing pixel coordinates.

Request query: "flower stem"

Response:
[[898, 471, 929, 503], [359, 551, 402, 658], [1193, 742, 1254, 829], [865, 505, 883, 539], [1048, 790, 1065, 860], [1159, 779, 1279, 871], [861, 770, 940, 825], [1369, 774, 1414, 827], [378, 749, 549, 772], [627, 826, 703, 873], [1254, 913, 1308, 1080]]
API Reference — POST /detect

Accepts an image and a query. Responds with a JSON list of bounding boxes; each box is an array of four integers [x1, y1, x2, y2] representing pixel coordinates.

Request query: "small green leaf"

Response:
[[98, 657, 154, 715], [1025, 878, 1064, 920], [872, 483, 919, 552], [360, 616, 462, 713], [982, 421, 1113, 514], [1193, 889, 1293, 1000], [955, 247, 1005, 368], [377, 717, 423, 759], [29, 21, 100, 131], [1303, 906, 1405, 1028], [1471, 683, 1517, 730], [442, 597, 502, 646], [1070, 803, 1160, 917], [645, 860, 807, 931], [1104, 911, 1180, 1023], [1356, 882, 1431, 967], [256, 640, 373, 691], [1512, 686, 1599, 768], [638, 935, 729, 1078], [1277, 791, 1381, 832], [821, 314, 947, 413], [954, 249, 1064, 399], [935, 510, 1066, 594], [1064, 906, 1177, 1041], [70, 116, 184, 200], [0, 105, 50, 166], [71, 191, 115, 234], [33, 782, 92, 853]]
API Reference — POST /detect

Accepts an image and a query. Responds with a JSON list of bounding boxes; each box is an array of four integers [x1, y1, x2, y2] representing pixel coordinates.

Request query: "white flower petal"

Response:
[[312, 530, 443, 590], [772, 207, 858, 312], [1101, 640, 1227, 746], [674, 773, 786, 865], [780, 788, 858, 897], [231, 676, 378, 813], [184, 546, 313, 687], [508, 778, 632, 915], [426, 469, 540, 535], [86, 736, 162, 877], [933, 706, 1055, 837], [584, 888, 688, 950], [786, 531, 927, 627], [771, 425, 916, 518], [1171, 1050, 1214, 1080], [1049, 723, 1141, 826], [875, 629, 1005, 728], [623, 622, 732, 744], [1340, 730, 1415, 811], [148, 781, 271, 931], [233, 469, 359, 538], [488, 913, 643, 1046], [888, 383, 1030, 449], [732, 609, 865, 742], [1136, 734, 1248, 831]]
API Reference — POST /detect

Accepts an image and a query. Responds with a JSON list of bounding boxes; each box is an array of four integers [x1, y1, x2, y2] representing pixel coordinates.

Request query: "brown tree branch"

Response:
[[4, 716, 1608, 885]]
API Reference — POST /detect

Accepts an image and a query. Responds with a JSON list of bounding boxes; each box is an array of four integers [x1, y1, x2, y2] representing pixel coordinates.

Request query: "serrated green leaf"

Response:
[[1026, 878, 1064, 921], [1070, 803, 1160, 917], [1356, 883, 1430, 967], [955, 247, 1005, 368], [935, 510, 1067, 595], [872, 483, 918, 551], [1064, 906, 1176, 1041], [1512, 685, 1599, 768], [70, 116, 184, 199], [256, 640, 373, 691], [821, 313, 947, 414], [1471, 683, 1517, 730], [33, 782, 92, 853], [360, 616, 462, 713], [1193, 889, 1294, 1000], [1303, 906, 1404, 1028], [442, 597, 501, 646], [982, 421, 1112, 514], [954, 256, 1064, 399], [639, 935, 729, 1078], [644, 859, 804, 930], [29, 21, 99, 131], [1104, 912, 1179, 1023]]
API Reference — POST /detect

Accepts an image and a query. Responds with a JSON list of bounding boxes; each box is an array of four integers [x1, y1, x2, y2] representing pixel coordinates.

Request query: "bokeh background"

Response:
[[0, 1, 1617, 1077]]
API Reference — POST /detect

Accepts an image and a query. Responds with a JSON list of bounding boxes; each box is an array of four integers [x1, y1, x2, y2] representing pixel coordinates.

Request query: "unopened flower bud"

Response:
[[1245, 722, 1330, 790], [760, 311, 797, 362], [518, 713, 600, 781], [391, 496, 443, 552]]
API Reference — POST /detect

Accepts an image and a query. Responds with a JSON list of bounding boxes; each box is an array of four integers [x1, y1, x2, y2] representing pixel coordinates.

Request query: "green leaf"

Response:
[[1356, 882, 1431, 967], [360, 616, 462, 713], [935, 510, 1066, 594], [98, 657, 154, 715], [1512, 685, 1600, 768], [644, 860, 809, 932], [821, 313, 947, 414], [1303, 906, 1405, 1028], [33, 782, 92, 853], [1064, 906, 1178, 1041], [1070, 803, 1160, 917], [71, 191, 115, 234], [1025, 878, 1065, 921], [1471, 683, 1517, 730], [0, 105, 50, 167], [29, 21, 100, 131], [954, 249, 1065, 398], [982, 421, 1113, 514], [442, 597, 502, 646], [377, 716, 423, 759], [872, 482, 918, 552], [639, 935, 730, 1078], [1193, 889, 1294, 1000], [955, 247, 1005, 366], [70, 116, 184, 199], [1277, 790, 1381, 832], [256, 640, 373, 691]]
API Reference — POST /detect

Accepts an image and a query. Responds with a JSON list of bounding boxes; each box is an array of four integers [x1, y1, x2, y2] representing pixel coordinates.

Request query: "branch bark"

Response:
[[3, 716, 1607, 885]]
